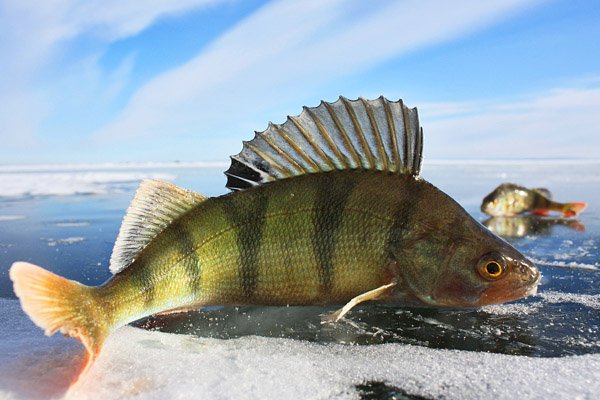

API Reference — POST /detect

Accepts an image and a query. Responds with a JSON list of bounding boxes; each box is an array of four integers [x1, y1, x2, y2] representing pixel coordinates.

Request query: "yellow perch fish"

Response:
[[10, 96, 540, 378], [481, 183, 587, 217]]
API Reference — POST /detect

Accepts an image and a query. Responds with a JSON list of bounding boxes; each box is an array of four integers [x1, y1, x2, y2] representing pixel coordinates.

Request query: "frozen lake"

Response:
[[0, 161, 598, 399]]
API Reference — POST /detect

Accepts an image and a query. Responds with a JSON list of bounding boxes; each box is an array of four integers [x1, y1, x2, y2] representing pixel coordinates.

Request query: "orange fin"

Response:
[[531, 209, 550, 216], [9, 262, 109, 384], [562, 202, 587, 217]]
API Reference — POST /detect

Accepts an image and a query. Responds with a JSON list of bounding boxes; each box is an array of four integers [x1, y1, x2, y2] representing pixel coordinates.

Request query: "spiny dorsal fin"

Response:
[[225, 96, 423, 191], [109, 180, 206, 274]]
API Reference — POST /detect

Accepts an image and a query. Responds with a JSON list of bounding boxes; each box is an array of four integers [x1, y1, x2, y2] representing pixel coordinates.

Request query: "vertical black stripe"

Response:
[[312, 174, 356, 295], [220, 189, 269, 300], [170, 218, 202, 294], [386, 177, 425, 258]]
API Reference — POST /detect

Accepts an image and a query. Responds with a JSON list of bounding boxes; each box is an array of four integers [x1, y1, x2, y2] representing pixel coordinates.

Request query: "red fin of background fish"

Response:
[[562, 202, 588, 217], [532, 209, 550, 216]]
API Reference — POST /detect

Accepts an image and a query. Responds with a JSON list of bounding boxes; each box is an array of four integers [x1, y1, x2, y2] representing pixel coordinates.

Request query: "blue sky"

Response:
[[1, 0, 599, 164]]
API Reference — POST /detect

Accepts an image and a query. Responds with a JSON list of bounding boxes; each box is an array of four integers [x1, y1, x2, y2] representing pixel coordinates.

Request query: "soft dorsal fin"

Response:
[[225, 96, 423, 191], [109, 180, 206, 274]]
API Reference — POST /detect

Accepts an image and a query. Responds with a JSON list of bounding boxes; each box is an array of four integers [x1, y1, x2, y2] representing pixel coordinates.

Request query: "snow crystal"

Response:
[[539, 291, 600, 309]]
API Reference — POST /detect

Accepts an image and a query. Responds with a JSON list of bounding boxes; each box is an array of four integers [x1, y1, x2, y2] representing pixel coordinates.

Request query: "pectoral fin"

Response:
[[154, 307, 201, 316], [321, 282, 397, 324]]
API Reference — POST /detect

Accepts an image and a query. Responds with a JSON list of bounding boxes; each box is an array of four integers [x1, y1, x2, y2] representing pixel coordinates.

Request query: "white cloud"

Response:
[[0, 0, 223, 148], [93, 0, 540, 145], [420, 84, 600, 159]]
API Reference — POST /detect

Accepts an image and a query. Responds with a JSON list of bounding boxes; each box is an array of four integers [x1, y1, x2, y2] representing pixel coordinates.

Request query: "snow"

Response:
[[0, 162, 232, 198], [529, 257, 599, 271], [0, 162, 227, 173], [45, 237, 86, 247], [0, 172, 176, 198], [52, 222, 90, 228], [0, 216, 25, 222], [1, 299, 599, 400], [539, 291, 600, 309]]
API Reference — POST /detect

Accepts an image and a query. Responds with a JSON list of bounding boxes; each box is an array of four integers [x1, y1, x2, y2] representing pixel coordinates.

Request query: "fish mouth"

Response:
[[475, 261, 541, 306], [521, 265, 541, 296]]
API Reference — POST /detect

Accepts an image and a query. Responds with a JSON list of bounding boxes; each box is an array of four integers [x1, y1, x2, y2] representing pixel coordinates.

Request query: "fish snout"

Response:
[[517, 258, 541, 292]]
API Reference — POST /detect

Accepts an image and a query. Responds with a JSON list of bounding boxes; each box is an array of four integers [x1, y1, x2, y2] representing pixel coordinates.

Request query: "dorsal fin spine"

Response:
[[289, 115, 335, 171], [259, 129, 303, 175], [400, 100, 412, 174], [323, 100, 361, 168], [383, 99, 400, 173], [341, 97, 375, 169], [273, 124, 316, 172], [414, 126, 424, 176], [224, 96, 424, 190], [304, 106, 347, 169], [284, 117, 322, 171], [361, 97, 388, 172], [245, 140, 289, 178]]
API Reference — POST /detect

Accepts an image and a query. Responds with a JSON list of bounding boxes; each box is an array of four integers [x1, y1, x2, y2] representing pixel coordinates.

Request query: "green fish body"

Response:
[[10, 96, 540, 379]]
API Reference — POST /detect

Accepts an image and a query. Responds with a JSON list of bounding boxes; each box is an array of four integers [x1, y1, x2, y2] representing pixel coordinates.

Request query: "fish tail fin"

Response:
[[562, 202, 587, 217], [9, 262, 110, 378]]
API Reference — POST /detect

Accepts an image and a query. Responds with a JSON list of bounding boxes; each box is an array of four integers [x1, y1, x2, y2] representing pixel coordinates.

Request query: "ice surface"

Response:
[[539, 291, 600, 309], [0, 216, 25, 222], [0, 161, 226, 173], [45, 237, 85, 247], [0, 172, 176, 198], [52, 222, 90, 228], [1, 161, 598, 399], [0, 299, 599, 400], [529, 257, 598, 271]]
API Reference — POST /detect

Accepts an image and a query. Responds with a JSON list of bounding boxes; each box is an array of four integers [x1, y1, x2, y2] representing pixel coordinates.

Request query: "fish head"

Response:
[[393, 183, 540, 308], [433, 234, 540, 307], [480, 183, 531, 216]]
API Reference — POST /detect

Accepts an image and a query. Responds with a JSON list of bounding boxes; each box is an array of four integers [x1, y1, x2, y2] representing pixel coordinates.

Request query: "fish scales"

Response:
[[9, 96, 541, 381], [102, 172, 409, 322]]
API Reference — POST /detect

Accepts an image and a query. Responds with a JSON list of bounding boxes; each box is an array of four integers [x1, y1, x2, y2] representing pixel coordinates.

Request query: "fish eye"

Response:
[[477, 253, 506, 280]]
